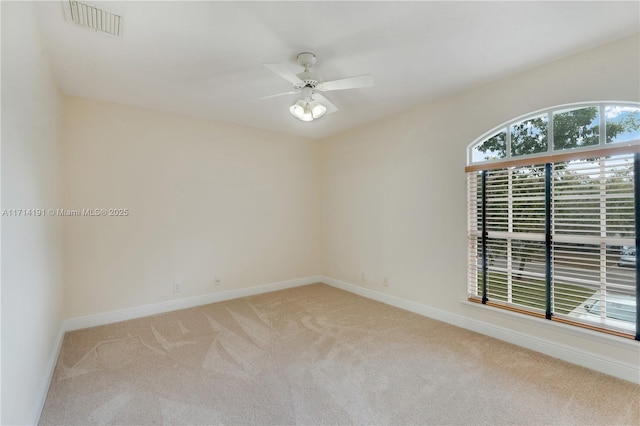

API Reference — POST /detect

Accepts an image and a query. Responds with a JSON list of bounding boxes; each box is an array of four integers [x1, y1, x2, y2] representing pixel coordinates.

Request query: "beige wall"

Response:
[[1, 2, 65, 424], [62, 97, 321, 319], [320, 34, 640, 365]]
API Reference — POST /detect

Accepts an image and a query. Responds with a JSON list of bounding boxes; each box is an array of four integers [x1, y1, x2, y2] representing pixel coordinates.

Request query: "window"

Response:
[[467, 103, 640, 340]]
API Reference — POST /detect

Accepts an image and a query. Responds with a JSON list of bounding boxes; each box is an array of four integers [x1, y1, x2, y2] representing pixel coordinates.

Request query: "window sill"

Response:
[[460, 299, 638, 351]]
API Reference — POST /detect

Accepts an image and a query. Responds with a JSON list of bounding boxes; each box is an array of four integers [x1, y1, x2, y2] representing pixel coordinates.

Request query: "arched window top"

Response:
[[467, 102, 640, 167]]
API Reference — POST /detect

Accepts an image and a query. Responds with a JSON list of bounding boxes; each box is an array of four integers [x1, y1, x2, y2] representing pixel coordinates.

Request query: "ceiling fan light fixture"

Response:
[[309, 100, 326, 118], [290, 98, 326, 122], [289, 99, 306, 119], [300, 104, 314, 122]]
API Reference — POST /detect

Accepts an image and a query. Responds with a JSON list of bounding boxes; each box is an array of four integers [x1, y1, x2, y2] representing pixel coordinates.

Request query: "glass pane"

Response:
[[554, 243, 636, 333], [486, 198, 508, 231], [605, 156, 634, 238], [512, 168, 545, 233], [607, 245, 635, 293], [605, 106, 640, 143], [472, 130, 507, 162], [512, 272, 546, 310], [553, 281, 593, 315], [511, 239, 546, 310], [553, 106, 599, 150], [512, 239, 546, 269], [589, 294, 636, 323], [486, 238, 508, 302], [485, 170, 509, 232], [487, 238, 508, 271], [511, 114, 548, 157], [553, 159, 601, 236], [486, 269, 508, 302], [575, 285, 636, 333], [553, 242, 600, 286]]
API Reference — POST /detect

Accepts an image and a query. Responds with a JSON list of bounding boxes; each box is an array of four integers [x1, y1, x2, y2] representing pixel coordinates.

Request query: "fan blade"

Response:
[[315, 94, 338, 114], [250, 91, 299, 101], [317, 74, 374, 92], [264, 64, 303, 85]]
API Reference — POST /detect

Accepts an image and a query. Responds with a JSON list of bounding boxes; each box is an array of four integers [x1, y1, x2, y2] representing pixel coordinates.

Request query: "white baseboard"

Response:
[[33, 324, 66, 425], [63, 275, 322, 332], [320, 275, 640, 384]]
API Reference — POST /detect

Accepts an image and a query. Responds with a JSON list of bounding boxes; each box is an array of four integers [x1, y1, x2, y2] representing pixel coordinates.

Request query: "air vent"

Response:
[[67, 0, 123, 36]]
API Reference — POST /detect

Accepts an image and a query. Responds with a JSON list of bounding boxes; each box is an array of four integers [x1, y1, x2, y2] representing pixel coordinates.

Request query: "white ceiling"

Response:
[[36, 1, 640, 140]]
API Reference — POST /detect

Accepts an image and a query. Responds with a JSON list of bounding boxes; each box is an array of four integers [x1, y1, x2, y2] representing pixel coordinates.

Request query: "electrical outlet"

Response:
[[383, 277, 389, 287], [214, 276, 222, 286], [361, 272, 366, 282], [173, 282, 182, 293]]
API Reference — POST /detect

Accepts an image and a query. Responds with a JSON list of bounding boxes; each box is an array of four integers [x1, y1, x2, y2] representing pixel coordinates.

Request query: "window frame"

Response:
[[467, 101, 640, 169], [466, 102, 640, 341]]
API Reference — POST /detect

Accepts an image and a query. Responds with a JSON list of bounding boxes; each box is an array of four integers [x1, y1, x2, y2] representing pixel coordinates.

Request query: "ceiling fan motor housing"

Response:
[[295, 73, 319, 89], [295, 52, 320, 89]]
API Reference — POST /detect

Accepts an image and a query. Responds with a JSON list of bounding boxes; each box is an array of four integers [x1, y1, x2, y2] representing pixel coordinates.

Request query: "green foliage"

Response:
[[607, 112, 640, 143], [553, 107, 599, 149], [474, 106, 640, 159], [511, 116, 548, 156]]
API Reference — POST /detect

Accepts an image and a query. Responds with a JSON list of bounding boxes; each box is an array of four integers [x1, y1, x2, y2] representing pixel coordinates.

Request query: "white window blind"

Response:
[[551, 155, 636, 333], [467, 154, 637, 338]]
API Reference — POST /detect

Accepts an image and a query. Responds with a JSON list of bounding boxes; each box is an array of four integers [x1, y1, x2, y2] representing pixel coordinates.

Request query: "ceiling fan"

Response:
[[258, 52, 374, 122]]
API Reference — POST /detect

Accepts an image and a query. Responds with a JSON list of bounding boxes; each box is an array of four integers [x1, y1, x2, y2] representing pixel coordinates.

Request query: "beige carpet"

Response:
[[40, 283, 639, 425]]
